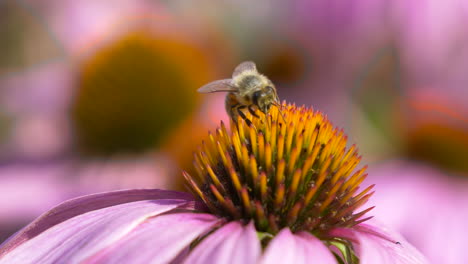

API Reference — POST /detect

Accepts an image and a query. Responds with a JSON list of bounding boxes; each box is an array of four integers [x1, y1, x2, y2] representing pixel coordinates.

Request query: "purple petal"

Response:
[[0, 198, 213, 263], [0, 189, 204, 257], [184, 221, 261, 264], [330, 220, 428, 264], [261, 228, 336, 264], [354, 221, 428, 264], [86, 213, 220, 263], [367, 161, 468, 263]]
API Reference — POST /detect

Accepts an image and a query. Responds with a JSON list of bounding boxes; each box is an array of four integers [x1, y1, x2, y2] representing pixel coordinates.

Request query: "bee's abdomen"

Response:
[[225, 92, 239, 118]]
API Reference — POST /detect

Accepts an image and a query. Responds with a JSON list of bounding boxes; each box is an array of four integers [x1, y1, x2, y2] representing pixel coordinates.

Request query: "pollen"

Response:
[[183, 104, 374, 237]]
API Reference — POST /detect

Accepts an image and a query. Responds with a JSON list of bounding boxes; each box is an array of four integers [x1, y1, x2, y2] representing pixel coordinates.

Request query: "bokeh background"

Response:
[[1, 1, 467, 262]]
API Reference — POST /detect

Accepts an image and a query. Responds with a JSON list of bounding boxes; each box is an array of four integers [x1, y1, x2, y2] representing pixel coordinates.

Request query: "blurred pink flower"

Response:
[[0, 189, 426, 263], [0, 0, 150, 159], [293, 0, 389, 66], [392, 0, 468, 99], [0, 154, 175, 242], [289, 0, 468, 137], [0, 1, 224, 160], [0, 61, 73, 159], [30, 0, 158, 53], [0, 2, 227, 239], [282, 0, 391, 127], [367, 160, 468, 263], [0, 4, 226, 235]]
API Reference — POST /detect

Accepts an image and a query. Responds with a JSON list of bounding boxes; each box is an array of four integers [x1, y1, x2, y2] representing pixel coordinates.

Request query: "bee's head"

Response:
[[253, 85, 279, 114]]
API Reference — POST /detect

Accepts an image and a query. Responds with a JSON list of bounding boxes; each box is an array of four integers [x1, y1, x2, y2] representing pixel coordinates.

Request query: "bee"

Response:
[[197, 61, 282, 125]]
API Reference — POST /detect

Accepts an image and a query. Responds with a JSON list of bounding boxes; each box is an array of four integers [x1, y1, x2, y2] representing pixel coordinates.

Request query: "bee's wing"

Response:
[[197, 79, 237, 93], [232, 61, 257, 78]]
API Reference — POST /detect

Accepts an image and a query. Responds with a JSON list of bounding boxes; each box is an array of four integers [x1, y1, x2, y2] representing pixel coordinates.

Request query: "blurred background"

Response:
[[1, 0, 467, 262]]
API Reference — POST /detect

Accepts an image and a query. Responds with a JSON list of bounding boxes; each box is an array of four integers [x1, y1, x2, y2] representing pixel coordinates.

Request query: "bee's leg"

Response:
[[225, 93, 253, 126], [227, 103, 239, 120], [226, 101, 252, 126], [248, 105, 260, 118], [236, 105, 253, 126], [225, 93, 240, 120]]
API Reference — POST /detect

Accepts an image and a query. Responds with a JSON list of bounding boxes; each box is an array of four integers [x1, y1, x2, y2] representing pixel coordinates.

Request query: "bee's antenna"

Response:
[[273, 102, 286, 123]]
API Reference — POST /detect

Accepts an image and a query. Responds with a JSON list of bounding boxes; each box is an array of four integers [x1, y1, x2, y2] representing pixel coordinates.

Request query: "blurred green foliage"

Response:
[[0, 0, 61, 73], [353, 48, 401, 143]]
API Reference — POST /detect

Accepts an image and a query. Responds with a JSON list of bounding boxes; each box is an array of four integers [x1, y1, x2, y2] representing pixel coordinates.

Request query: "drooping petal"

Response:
[[261, 228, 336, 264], [330, 220, 428, 264], [183, 221, 261, 264], [355, 222, 428, 264], [367, 161, 468, 263], [0, 189, 203, 258], [86, 213, 220, 263], [0, 197, 214, 264]]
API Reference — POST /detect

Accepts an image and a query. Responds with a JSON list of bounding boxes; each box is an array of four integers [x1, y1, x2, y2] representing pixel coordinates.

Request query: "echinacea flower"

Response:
[[0, 104, 427, 263]]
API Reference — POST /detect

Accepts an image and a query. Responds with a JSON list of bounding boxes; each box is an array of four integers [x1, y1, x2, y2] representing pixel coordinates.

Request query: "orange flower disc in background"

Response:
[[71, 29, 216, 156], [401, 95, 468, 175]]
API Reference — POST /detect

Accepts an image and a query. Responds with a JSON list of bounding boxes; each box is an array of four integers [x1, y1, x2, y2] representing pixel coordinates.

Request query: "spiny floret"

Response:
[[183, 104, 374, 237]]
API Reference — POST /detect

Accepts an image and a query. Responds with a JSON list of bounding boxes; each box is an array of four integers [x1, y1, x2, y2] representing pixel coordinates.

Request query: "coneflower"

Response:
[[0, 104, 427, 263], [187, 104, 371, 237]]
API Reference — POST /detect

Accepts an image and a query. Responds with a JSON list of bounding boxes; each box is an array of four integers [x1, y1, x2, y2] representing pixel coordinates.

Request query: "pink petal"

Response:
[[0, 198, 210, 263], [261, 228, 336, 264], [330, 220, 428, 264], [0, 189, 203, 257], [355, 222, 428, 264], [184, 221, 261, 264], [367, 161, 468, 263], [0, 157, 181, 242], [87, 213, 220, 263], [0, 163, 74, 228]]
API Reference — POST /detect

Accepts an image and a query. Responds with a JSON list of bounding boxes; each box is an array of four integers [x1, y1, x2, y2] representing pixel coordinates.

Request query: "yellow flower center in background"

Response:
[[71, 30, 214, 155], [184, 104, 373, 237]]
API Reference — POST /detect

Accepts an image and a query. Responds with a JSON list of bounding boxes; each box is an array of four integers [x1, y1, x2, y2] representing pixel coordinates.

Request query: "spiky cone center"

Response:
[[184, 103, 374, 239]]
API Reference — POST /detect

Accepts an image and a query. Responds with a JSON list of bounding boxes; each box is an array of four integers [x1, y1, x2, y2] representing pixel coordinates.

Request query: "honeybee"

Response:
[[198, 61, 281, 124]]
